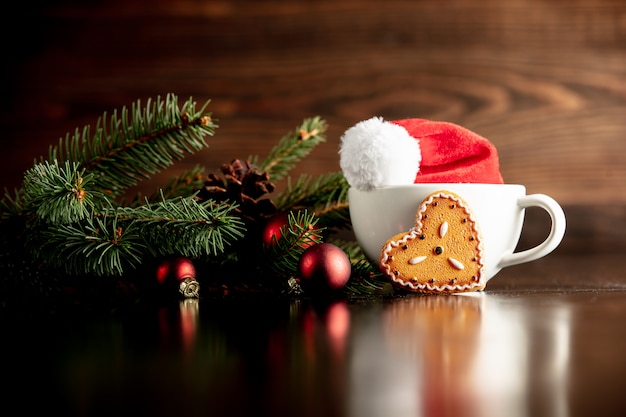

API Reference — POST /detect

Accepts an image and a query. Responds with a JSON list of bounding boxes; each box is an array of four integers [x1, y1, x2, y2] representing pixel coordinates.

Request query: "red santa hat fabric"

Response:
[[339, 117, 503, 190], [391, 118, 503, 184]]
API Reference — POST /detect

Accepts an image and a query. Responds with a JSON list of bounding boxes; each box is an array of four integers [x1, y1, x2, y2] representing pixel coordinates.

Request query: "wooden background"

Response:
[[2, 0, 626, 249]]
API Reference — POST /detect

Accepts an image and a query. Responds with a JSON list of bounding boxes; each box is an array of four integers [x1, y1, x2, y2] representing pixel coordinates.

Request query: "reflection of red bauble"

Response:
[[298, 243, 351, 291], [262, 212, 318, 248]]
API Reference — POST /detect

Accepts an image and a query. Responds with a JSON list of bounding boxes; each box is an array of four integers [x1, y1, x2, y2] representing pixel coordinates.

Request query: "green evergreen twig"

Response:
[[36, 194, 245, 276], [0, 94, 394, 300], [115, 193, 246, 258], [253, 116, 327, 181], [37, 214, 145, 276], [275, 172, 350, 229], [47, 94, 216, 197], [128, 163, 207, 205], [262, 209, 324, 277], [21, 160, 108, 224]]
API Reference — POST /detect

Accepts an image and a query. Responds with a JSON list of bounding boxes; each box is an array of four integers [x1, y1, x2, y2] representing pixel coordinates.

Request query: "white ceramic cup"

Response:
[[349, 184, 566, 283]]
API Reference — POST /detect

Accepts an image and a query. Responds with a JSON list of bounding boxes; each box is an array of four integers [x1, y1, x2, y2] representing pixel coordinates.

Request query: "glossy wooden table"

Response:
[[3, 252, 625, 417], [3, 1, 626, 416]]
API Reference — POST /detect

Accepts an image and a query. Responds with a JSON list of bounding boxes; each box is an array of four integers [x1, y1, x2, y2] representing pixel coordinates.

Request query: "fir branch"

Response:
[[263, 209, 324, 277], [47, 94, 216, 196], [343, 269, 393, 297], [155, 164, 207, 200], [112, 193, 246, 259], [21, 160, 109, 224], [39, 214, 145, 276], [37, 194, 246, 277], [275, 172, 351, 229], [253, 117, 327, 181], [130, 164, 207, 205], [1, 187, 26, 219]]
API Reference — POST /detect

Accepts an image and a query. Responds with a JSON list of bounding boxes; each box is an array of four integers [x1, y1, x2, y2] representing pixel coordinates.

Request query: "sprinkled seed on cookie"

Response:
[[408, 256, 427, 265], [448, 257, 465, 270], [434, 246, 444, 255], [439, 221, 449, 238]]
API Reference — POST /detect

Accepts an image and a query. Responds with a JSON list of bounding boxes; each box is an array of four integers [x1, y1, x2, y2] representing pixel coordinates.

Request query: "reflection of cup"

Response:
[[377, 293, 572, 416], [349, 184, 566, 285], [378, 294, 485, 416]]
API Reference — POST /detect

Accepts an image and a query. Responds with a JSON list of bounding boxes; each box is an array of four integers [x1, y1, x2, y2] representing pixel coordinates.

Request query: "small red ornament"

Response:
[[298, 243, 351, 292], [155, 256, 200, 298], [262, 212, 319, 248]]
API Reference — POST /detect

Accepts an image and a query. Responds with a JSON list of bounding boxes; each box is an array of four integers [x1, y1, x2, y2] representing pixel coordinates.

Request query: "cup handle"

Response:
[[498, 194, 566, 269]]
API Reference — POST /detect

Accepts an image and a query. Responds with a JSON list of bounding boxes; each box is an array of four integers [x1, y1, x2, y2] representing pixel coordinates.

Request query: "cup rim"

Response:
[[349, 183, 526, 192]]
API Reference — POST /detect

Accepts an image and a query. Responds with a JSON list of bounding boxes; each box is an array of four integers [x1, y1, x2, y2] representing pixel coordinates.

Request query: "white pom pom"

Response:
[[339, 117, 421, 190]]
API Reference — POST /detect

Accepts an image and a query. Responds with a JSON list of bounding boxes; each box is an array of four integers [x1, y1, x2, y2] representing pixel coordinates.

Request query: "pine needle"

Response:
[[262, 209, 324, 277], [275, 172, 351, 228], [47, 94, 216, 197], [21, 160, 108, 224], [39, 214, 145, 276], [254, 116, 327, 181]]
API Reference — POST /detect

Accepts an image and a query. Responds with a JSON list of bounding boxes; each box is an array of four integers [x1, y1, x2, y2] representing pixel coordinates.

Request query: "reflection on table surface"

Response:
[[3, 289, 626, 416]]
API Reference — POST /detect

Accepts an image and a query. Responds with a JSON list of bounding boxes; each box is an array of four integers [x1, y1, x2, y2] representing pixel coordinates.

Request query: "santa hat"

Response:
[[339, 117, 503, 190]]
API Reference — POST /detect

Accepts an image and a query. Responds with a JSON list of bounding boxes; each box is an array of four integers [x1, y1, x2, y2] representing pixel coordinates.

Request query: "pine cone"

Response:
[[195, 159, 277, 224]]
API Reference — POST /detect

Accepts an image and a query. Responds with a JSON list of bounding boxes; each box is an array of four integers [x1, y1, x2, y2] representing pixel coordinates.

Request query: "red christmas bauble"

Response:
[[262, 212, 319, 248], [298, 243, 351, 292], [156, 257, 199, 298]]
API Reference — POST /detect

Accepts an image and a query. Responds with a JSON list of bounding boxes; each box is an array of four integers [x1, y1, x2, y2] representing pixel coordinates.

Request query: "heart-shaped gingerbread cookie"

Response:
[[380, 191, 485, 294]]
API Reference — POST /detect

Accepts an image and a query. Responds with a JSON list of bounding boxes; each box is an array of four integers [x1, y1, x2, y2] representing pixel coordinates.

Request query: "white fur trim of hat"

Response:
[[339, 117, 421, 191]]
